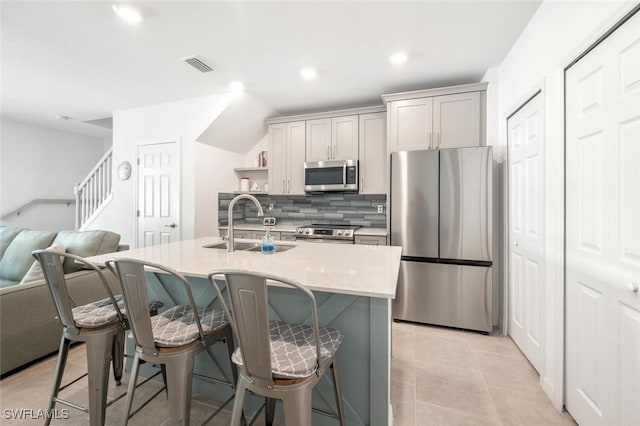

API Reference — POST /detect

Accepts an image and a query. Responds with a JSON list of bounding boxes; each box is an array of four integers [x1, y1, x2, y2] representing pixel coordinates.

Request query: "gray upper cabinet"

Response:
[[433, 91, 481, 149], [306, 115, 358, 161], [358, 112, 387, 194], [383, 83, 487, 152], [388, 97, 434, 151], [306, 118, 332, 161], [268, 121, 305, 195]]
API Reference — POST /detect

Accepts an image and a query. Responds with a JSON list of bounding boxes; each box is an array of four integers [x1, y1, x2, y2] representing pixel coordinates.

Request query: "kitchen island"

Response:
[[89, 237, 401, 425]]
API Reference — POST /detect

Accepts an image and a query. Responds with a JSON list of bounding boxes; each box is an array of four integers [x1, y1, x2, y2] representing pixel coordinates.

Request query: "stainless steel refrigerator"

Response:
[[391, 147, 493, 333]]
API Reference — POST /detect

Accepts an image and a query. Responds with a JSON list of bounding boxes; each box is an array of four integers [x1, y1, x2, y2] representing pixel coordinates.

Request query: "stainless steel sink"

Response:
[[245, 244, 296, 253], [203, 241, 259, 250], [203, 241, 296, 252]]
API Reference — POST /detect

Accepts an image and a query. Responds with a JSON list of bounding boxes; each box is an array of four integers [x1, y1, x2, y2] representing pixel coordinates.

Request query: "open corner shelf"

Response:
[[233, 167, 268, 172]]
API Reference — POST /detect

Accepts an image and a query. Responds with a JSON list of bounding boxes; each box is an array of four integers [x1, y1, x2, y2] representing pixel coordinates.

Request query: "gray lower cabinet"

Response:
[[233, 230, 252, 239], [280, 232, 296, 241], [250, 230, 281, 240], [355, 235, 387, 245]]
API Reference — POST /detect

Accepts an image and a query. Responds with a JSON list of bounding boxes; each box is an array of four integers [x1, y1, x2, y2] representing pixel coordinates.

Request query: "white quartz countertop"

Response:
[[219, 224, 388, 236], [88, 237, 401, 299]]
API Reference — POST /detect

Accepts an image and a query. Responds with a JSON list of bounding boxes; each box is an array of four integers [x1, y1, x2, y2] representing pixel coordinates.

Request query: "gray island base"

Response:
[[88, 237, 401, 425]]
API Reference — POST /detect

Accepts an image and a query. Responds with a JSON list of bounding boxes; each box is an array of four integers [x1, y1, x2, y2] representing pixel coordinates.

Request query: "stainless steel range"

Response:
[[295, 224, 361, 244]]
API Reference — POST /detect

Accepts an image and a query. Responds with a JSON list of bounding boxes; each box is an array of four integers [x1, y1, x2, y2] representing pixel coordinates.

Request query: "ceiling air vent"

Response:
[[182, 55, 213, 73]]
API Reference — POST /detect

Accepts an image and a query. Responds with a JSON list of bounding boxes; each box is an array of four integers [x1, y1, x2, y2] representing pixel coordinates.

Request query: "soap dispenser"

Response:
[[261, 229, 276, 254]]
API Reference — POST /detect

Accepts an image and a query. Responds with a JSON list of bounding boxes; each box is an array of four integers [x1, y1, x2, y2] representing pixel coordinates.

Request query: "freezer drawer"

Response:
[[392, 260, 492, 333]]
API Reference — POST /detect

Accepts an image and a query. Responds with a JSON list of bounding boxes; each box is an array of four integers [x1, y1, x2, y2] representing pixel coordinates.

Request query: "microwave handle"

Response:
[[343, 163, 347, 187]]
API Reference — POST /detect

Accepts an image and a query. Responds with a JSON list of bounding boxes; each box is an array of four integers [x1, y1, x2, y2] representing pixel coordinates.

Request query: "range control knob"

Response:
[[337, 230, 343, 236], [305, 229, 311, 235], [345, 231, 352, 237], [297, 229, 303, 234]]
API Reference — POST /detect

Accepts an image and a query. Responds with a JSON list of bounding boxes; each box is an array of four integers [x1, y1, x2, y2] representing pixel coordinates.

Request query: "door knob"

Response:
[[627, 282, 639, 293], [164, 223, 177, 228], [515, 241, 519, 247]]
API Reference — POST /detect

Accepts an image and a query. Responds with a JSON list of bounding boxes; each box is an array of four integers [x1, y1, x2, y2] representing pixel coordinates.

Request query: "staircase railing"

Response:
[[1, 199, 76, 221], [75, 148, 113, 230]]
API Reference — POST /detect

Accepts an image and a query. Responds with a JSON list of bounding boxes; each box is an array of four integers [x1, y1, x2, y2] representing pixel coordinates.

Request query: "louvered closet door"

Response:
[[565, 10, 640, 426], [507, 92, 544, 373]]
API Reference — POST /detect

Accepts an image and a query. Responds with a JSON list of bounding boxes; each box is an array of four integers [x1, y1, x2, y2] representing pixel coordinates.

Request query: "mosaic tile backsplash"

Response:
[[218, 193, 387, 228]]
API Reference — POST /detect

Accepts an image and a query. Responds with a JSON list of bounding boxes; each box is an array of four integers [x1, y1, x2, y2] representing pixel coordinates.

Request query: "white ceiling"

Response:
[[1, 1, 541, 139]]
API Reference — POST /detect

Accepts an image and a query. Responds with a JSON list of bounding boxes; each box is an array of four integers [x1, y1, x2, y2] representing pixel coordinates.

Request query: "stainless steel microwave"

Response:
[[304, 159, 358, 192]]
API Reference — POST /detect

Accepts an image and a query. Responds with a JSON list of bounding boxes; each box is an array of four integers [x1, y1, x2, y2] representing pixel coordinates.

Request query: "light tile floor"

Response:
[[0, 322, 577, 425], [391, 321, 577, 426]]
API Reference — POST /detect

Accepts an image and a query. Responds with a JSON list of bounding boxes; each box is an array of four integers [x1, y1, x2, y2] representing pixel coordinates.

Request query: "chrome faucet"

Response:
[[227, 194, 264, 252]]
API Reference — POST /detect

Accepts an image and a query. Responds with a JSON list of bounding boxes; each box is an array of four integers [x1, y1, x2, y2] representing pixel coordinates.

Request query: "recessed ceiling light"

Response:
[[229, 81, 245, 91], [112, 5, 143, 24], [56, 114, 70, 121], [389, 52, 408, 65], [300, 67, 317, 80]]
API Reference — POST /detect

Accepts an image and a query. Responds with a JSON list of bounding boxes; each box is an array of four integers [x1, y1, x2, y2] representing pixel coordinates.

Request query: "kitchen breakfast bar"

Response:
[[89, 237, 402, 425]]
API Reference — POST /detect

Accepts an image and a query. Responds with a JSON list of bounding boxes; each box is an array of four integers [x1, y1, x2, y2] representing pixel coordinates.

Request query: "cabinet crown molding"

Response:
[[381, 82, 488, 104], [265, 105, 386, 124]]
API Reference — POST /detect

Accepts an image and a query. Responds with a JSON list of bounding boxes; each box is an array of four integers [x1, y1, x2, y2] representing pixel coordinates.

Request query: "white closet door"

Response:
[[606, 13, 640, 426], [566, 10, 640, 426], [507, 92, 544, 373]]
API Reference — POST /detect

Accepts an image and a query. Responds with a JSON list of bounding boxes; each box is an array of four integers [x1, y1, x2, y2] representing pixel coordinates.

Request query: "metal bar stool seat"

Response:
[[208, 269, 346, 426], [107, 258, 240, 426], [33, 250, 127, 426], [73, 295, 165, 327], [231, 320, 342, 379]]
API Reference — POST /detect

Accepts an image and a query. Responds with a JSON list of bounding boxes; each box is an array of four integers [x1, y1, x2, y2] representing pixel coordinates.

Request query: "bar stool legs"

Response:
[[331, 359, 346, 426], [112, 329, 125, 385], [44, 338, 71, 426], [85, 328, 117, 426], [45, 326, 120, 426]]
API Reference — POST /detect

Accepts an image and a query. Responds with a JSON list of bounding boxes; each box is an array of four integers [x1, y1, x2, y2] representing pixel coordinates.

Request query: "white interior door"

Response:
[[507, 92, 544, 373], [565, 10, 640, 426], [137, 142, 179, 247]]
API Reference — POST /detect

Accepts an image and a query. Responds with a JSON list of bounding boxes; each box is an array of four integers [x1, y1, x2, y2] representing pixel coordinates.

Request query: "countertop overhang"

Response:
[[88, 237, 402, 299]]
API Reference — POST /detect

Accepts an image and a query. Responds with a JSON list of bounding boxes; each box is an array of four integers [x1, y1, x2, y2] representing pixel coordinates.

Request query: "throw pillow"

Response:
[[53, 230, 120, 274], [19, 242, 66, 285], [0, 229, 57, 282]]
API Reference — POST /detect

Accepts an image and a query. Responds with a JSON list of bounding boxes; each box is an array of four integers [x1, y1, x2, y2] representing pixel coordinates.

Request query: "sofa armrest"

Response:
[[0, 269, 121, 375]]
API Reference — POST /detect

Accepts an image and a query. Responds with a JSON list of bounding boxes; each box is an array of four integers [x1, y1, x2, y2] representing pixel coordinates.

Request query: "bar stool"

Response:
[[208, 269, 345, 426], [33, 249, 127, 426], [107, 258, 239, 426]]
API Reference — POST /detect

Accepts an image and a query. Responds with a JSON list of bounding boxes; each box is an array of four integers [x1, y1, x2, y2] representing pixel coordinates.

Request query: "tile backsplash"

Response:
[[218, 193, 387, 228]]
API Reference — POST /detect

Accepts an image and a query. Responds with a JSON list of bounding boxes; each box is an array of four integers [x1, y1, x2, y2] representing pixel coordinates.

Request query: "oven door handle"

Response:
[[295, 237, 354, 244]]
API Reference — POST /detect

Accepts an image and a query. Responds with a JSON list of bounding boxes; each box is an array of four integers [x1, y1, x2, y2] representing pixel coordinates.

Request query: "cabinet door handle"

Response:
[[628, 282, 639, 293], [287, 179, 291, 193], [360, 178, 363, 192], [327, 146, 331, 160], [429, 131, 433, 150], [437, 132, 440, 148], [333, 145, 336, 159], [282, 180, 285, 194]]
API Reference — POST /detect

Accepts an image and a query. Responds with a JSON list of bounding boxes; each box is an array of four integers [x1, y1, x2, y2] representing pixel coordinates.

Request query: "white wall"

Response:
[[0, 118, 104, 231], [88, 93, 246, 246], [195, 143, 244, 238], [492, 0, 633, 410], [244, 135, 268, 167]]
